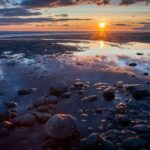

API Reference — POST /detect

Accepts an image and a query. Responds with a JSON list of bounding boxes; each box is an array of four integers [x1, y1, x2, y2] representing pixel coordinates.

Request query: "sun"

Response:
[[99, 22, 105, 29]]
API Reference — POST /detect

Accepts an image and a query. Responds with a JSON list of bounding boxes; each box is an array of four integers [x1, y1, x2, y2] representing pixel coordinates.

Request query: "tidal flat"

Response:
[[0, 32, 150, 150]]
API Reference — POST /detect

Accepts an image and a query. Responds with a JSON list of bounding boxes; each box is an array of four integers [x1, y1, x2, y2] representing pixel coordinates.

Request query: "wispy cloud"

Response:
[[0, 8, 41, 16], [0, 17, 93, 25]]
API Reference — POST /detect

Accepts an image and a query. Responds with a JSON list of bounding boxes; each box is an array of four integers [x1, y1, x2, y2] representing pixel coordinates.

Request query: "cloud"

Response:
[[0, 0, 7, 5], [120, 0, 149, 5], [134, 22, 150, 30], [21, 0, 149, 8], [0, 8, 41, 16], [0, 17, 92, 25], [56, 14, 68, 17], [115, 23, 129, 26]]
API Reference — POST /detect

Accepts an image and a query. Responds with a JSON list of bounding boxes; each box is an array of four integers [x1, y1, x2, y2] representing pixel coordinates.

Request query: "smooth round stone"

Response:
[[32, 112, 51, 124], [129, 63, 137, 67], [45, 114, 77, 139], [132, 89, 150, 100], [132, 124, 150, 133], [49, 81, 68, 96], [103, 87, 115, 101], [13, 114, 36, 127], [81, 95, 98, 102], [102, 139, 116, 150], [34, 96, 58, 107], [80, 113, 88, 118], [4, 101, 18, 108], [84, 133, 102, 148], [61, 91, 71, 98], [122, 137, 147, 148]]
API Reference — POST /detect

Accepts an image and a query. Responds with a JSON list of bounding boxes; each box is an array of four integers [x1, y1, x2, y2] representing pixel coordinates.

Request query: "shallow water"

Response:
[[0, 38, 150, 112]]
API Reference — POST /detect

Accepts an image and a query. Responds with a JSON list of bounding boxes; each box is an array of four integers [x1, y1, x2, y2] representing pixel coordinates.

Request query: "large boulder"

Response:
[[45, 114, 77, 139]]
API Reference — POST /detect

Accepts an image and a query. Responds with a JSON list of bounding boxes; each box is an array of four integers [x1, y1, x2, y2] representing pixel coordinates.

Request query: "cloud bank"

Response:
[[21, 0, 149, 8]]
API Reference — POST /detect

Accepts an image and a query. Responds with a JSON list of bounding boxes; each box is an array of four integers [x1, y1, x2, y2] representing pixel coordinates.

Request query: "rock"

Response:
[[32, 112, 50, 124], [116, 81, 124, 89], [45, 114, 77, 139], [10, 111, 17, 119], [34, 96, 58, 107], [74, 82, 84, 90], [78, 90, 84, 95], [115, 103, 128, 114], [103, 129, 121, 142], [80, 113, 88, 118], [81, 95, 97, 102], [96, 108, 102, 113], [129, 63, 137, 67], [136, 53, 143, 55], [0, 127, 10, 137], [143, 72, 149, 76], [0, 121, 14, 130], [0, 110, 11, 122], [13, 114, 36, 127], [103, 88, 115, 101], [124, 84, 143, 91], [132, 89, 150, 100], [132, 124, 150, 133], [36, 104, 55, 112], [102, 139, 116, 150], [83, 133, 102, 149], [115, 114, 130, 126], [4, 101, 17, 108], [17, 88, 36, 95], [61, 91, 71, 98], [122, 137, 147, 148], [127, 99, 139, 108], [121, 130, 137, 139], [49, 81, 68, 96]]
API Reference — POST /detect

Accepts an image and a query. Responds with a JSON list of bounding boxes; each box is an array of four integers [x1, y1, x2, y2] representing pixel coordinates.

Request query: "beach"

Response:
[[0, 31, 150, 150]]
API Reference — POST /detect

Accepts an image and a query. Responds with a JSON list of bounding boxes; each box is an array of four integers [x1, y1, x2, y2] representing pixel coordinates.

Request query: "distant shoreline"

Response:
[[0, 31, 150, 43]]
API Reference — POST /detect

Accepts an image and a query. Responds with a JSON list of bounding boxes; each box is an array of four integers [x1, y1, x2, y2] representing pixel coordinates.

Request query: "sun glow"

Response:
[[99, 22, 106, 29]]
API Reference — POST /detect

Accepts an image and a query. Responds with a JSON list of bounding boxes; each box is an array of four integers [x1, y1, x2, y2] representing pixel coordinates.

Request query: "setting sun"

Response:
[[99, 22, 106, 29]]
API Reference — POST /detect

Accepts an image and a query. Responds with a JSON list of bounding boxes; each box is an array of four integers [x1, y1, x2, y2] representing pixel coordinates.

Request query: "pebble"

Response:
[[4, 101, 17, 108], [132, 89, 150, 100], [129, 63, 137, 67], [132, 124, 150, 133], [32, 112, 51, 124], [61, 91, 71, 98], [103, 87, 115, 101], [122, 137, 147, 148], [102, 139, 116, 150], [81, 95, 97, 102], [13, 114, 36, 127], [49, 81, 68, 96], [17, 88, 36, 95], [34, 96, 58, 107]]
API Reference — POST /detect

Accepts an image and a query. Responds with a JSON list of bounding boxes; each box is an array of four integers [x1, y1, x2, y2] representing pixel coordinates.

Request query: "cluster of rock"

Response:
[[0, 80, 150, 150]]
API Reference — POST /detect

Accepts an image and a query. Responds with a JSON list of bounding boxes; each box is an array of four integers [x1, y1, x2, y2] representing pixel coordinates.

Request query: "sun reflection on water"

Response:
[[99, 41, 104, 49]]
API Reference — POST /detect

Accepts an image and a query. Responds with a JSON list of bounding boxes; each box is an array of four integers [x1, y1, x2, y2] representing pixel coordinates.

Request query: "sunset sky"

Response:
[[0, 0, 149, 31]]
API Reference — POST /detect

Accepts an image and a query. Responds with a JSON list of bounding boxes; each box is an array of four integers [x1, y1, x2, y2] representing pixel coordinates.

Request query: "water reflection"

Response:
[[99, 41, 104, 49]]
